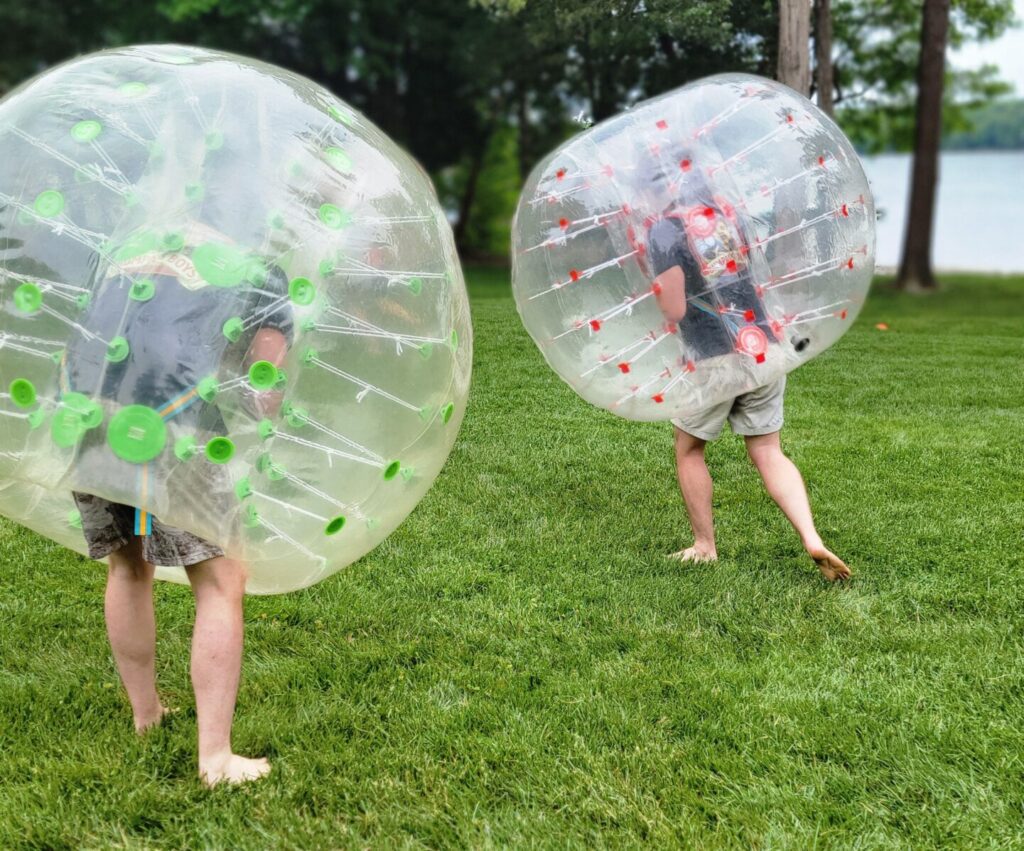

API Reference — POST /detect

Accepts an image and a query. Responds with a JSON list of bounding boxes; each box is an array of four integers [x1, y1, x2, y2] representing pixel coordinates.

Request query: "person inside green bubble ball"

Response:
[[39, 117, 297, 784], [63, 217, 291, 786]]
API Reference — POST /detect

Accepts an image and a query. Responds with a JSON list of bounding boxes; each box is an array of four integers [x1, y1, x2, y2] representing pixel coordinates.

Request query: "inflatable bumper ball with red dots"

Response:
[[512, 73, 875, 421]]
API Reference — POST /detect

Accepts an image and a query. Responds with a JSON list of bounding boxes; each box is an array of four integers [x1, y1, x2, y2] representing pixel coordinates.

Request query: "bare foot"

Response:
[[135, 705, 175, 734], [200, 753, 272, 787], [807, 545, 851, 581], [668, 545, 718, 563]]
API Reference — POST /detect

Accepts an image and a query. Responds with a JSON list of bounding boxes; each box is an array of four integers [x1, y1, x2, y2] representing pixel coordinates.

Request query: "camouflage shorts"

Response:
[[71, 492, 225, 567]]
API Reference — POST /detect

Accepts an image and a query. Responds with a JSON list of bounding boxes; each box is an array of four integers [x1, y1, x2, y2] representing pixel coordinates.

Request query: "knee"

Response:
[[746, 439, 783, 471], [188, 557, 248, 600], [675, 433, 707, 465], [107, 544, 154, 583]]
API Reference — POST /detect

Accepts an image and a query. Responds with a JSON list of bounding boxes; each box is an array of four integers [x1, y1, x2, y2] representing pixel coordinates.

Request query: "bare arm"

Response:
[[653, 264, 687, 323], [245, 328, 288, 417]]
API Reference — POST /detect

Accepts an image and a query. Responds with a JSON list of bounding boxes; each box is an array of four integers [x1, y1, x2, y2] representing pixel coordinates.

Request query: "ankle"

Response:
[[802, 534, 824, 554], [693, 539, 717, 555]]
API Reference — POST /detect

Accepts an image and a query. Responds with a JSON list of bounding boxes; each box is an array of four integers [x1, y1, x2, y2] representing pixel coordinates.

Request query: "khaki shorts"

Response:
[[72, 492, 225, 567], [672, 376, 785, 441]]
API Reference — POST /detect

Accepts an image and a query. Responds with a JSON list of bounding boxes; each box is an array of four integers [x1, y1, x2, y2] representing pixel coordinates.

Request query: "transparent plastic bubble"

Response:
[[0, 45, 471, 593], [512, 74, 874, 421]]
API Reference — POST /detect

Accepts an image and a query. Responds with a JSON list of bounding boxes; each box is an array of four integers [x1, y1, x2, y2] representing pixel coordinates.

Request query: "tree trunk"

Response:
[[453, 129, 491, 251], [896, 0, 950, 292], [777, 0, 811, 95], [814, 0, 834, 116]]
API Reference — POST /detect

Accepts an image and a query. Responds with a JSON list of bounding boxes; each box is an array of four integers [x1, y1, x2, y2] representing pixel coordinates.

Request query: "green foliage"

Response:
[[832, 0, 1016, 152], [1, 271, 1023, 846], [438, 125, 523, 258], [944, 96, 1024, 149]]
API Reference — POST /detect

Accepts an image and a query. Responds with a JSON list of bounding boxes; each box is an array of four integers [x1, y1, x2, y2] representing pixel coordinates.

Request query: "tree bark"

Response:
[[896, 0, 950, 291], [814, 0, 834, 116], [453, 129, 492, 251], [777, 0, 811, 95]]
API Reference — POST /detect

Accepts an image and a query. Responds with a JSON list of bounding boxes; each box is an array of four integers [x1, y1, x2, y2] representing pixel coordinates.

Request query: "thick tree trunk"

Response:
[[896, 0, 950, 292], [777, 0, 811, 95], [814, 0, 834, 116]]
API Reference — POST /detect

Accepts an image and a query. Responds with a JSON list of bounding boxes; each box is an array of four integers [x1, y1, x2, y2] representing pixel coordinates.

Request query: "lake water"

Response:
[[860, 150, 1024, 273]]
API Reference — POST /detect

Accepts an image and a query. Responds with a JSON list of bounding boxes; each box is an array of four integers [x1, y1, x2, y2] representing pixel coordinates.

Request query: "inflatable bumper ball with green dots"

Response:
[[0, 45, 472, 593]]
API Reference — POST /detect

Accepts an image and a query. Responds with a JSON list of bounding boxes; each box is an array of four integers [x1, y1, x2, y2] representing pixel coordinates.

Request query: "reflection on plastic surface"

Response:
[[512, 74, 874, 421], [0, 45, 471, 593]]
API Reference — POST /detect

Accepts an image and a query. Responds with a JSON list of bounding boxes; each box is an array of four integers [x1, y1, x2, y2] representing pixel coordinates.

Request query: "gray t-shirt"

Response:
[[66, 260, 292, 431]]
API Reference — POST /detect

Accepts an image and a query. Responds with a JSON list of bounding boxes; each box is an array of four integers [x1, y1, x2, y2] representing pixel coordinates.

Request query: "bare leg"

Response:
[[670, 427, 717, 562], [185, 555, 270, 786], [745, 432, 850, 581], [105, 539, 168, 732]]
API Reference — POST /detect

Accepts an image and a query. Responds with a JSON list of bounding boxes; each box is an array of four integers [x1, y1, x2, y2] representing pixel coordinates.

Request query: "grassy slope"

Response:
[[1, 271, 1022, 849]]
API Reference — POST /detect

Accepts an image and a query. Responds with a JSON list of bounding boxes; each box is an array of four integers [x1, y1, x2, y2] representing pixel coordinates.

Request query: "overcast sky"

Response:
[[950, 0, 1024, 95]]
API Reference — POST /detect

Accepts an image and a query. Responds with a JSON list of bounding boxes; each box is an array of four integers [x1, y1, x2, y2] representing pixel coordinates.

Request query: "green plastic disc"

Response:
[[243, 504, 260, 528], [274, 368, 288, 389], [449, 329, 459, 351], [106, 337, 130, 363], [192, 242, 251, 288], [68, 510, 83, 529], [248, 360, 278, 390], [61, 392, 102, 428], [107, 405, 166, 463], [27, 409, 46, 429], [49, 350, 64, 365], [325, 515, 346, 536], [441, 402, 455, 424], [256, 452, 273, 474], [76, 292, 92, 310], [285, 405, 307, 428], [174, 435, 198, 461], [267, 210, 285, 229], [9, 378, 36, 408], [318, 204, 349, 229], [383, 460, 401, 480], [222, 316, 244, 342], [302, 348, 319, 367], [34, 190, 65, 218], [129, 279, 155, 302], [13, 282, 42, 314], [51, 408, 86, 448], [162, 232, 185, 252], [119, 81, 149, 98], [289, 277, 315, 306], [257, 419, 275, 440], [318, 258, 335, 277], [235, 476, 252, 500], [245, 258, 268, 287], [205, 436, 235, 464], [197, 376, 219, 401], [71, 120, 102, 143], [324, 146, 351, 172], [185, 182, 205, 202], [419, 342, 433, 361], [407, 277, 423, 295], [205, 131, 224, 150]]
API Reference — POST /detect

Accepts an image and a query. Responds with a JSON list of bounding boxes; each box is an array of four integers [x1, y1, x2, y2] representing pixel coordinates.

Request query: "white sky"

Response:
[[950, 0, 1024, 95]]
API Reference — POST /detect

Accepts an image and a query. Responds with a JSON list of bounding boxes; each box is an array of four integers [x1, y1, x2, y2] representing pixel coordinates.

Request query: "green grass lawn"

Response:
[[2, 270, 1023, 849]]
